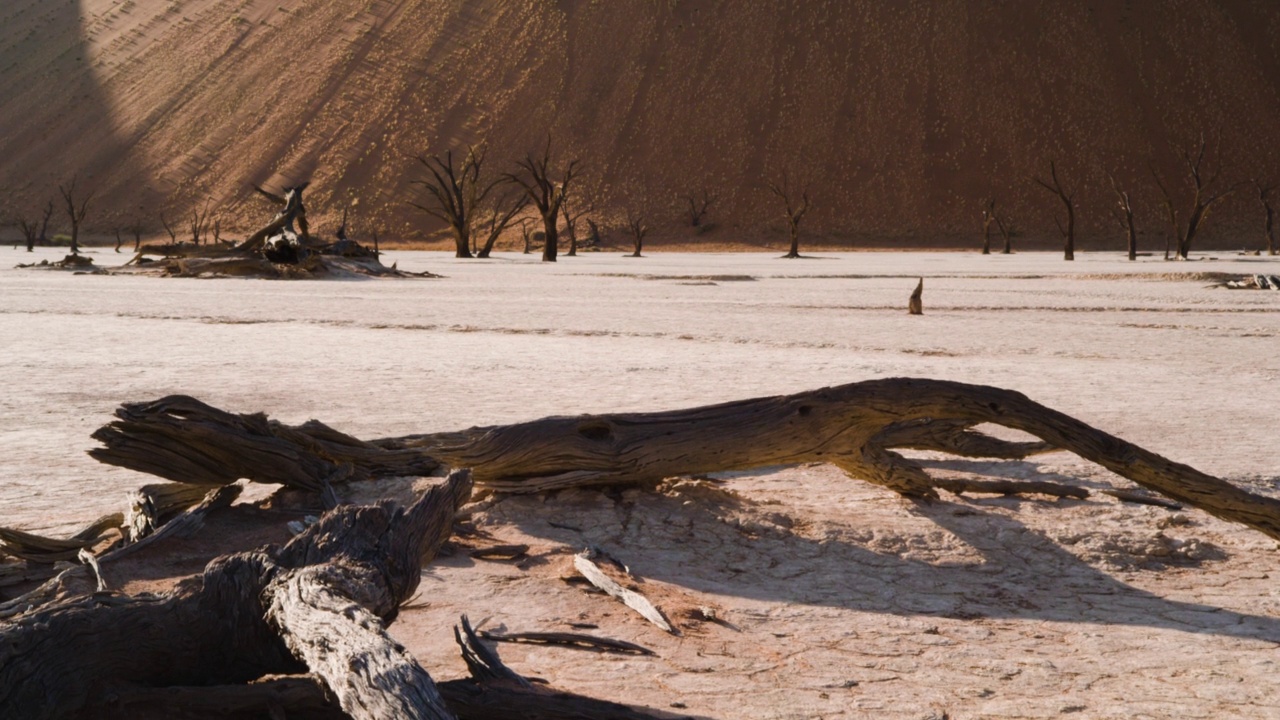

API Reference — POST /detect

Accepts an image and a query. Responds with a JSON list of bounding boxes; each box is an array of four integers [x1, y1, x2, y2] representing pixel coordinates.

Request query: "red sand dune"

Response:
[[2, 0, 1279, 247]]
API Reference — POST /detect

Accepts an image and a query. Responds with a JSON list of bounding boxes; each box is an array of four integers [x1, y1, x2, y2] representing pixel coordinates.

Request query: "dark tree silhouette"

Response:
[[57, 177, 93, 255], [981, 199, 996, 255], [1032, 161, 1076, 261], [1107, 172, 1138, 261], [626, 211, 648, 257], [1150, 136, 1236, 260], [411, 147, 503, 259], [767, 177, 810, 258], [1255, 180, 1276, 256], [684, 189, 718, 228], [476, 189, 530, 258], [561, 187, 594, 257], [506, 137, 580, 262]]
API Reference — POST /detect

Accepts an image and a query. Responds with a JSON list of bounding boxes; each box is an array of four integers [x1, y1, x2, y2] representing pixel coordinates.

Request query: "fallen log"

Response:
[[89, 378, 1280, 541], [0, 471, 473, 720]]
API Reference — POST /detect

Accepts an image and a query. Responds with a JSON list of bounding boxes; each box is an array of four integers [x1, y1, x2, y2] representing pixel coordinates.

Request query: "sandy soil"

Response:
[[2, 248, 1280, 718], [3, 0, 1280, 242]]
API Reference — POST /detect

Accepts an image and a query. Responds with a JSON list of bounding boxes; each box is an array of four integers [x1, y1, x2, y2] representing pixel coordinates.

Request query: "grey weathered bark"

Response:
[[0, 471, 472, 720], [90, 380, 1280, 542], [1033, 161, 1075, 261], [236, 183, 310, 253]]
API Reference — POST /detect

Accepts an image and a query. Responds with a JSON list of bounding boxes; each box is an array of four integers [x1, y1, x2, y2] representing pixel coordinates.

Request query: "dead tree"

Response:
[[505, 137, 580, 262], [189, 200, 212, 245], [1032, 161, 1076, 261], [1151, 136, 1236, 260], [518, 217, 535, 254], [0, 471, 472, 720], [585, 218, 603, 249], [58, 176, 93, 255], [908, 278, 923, 315], [767, 177, 810, 258], [114, 228, 123, 253], [90, 379, 1280, 543], [17, 211, 39, 252], [128, 215, 144, 251], [476, 189, 529, 258], [1107, 172, 1138, 261], [995, 211, 1015, 254], [37, 199, 53, 248], [159, 212, 178, 245], [626, 211, 648, 257], [236, 183, 311, 254], [561, 189, 594, 257], [981, 199, 996, 255], [1255, 180, 1276, 255], [685, 189, 718, 228], [411, 147, 502, 259]]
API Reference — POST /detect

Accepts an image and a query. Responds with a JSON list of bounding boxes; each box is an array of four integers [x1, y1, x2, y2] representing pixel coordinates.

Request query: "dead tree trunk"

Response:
[[768, 177, 810, 258], [908, 278, 923, 315], [476, 190, 529, 258], [0, 471, 473, 720], [58, 176, 93, 255], [90, 380, 1280, 542], [506, 137, 579, 263], [236, 183, 310, 254], [995, 213, 1015, 254], [1256, 180, 1276, 255], [160, 212, 178, 245], [1033, 161, 1075, 261], [37, 199, 53, 247], [981, 199, 996, 255], [411, 147, 501, 259], [685, 189, 718, 229], [1108, 172, 1137, 261], [626, 212, 648, 257], [18, 214, 38, 252]]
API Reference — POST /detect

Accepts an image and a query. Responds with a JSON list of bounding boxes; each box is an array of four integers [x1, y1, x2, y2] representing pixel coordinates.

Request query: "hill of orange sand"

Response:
[[2, 0, 1280, 249]]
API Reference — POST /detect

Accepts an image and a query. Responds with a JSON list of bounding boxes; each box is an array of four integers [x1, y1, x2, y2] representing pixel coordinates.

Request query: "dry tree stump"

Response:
[[908, 278, 923, 315]]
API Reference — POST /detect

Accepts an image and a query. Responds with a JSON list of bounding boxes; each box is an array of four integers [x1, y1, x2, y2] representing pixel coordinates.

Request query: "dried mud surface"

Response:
[[3, 249, 1280, 719]]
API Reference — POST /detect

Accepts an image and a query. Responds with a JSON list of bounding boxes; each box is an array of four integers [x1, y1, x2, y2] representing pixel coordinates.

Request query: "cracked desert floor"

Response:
[[3, 247, 1280, 719]]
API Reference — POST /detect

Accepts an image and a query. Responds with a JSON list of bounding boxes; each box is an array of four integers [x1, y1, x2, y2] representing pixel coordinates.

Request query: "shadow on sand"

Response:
[[483, 471, 1280, 645]]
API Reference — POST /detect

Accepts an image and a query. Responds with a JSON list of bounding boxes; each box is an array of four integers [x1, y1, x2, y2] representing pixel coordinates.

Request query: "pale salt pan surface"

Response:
[[2, 246, 1279, 718]]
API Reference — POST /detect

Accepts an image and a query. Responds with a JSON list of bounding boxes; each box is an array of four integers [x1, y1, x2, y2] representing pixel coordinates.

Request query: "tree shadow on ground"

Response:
[[486, 476, 1280, 644]]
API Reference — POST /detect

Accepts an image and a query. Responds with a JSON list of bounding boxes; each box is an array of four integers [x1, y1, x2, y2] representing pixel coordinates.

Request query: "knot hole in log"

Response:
[[797, 405, 813, 417], [577, 421, 613, 442]]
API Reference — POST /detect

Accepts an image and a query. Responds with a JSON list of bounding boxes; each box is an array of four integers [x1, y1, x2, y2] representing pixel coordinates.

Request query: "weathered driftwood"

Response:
[[574, 550, 678, 635], [477, 628, 657, 656], [90, 379, 1280, 541], [0, 471, 472, 720], [90, 394, 440, 491], [933, 478, 1089, 500], [106, 618, 680, 720]]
